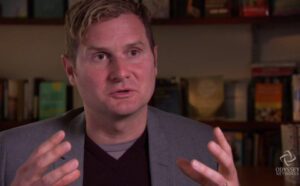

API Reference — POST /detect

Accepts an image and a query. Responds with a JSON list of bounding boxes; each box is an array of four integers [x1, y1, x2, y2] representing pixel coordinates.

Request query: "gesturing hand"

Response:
[[177, 127, 239, 186], [11, 131, 80, 186]]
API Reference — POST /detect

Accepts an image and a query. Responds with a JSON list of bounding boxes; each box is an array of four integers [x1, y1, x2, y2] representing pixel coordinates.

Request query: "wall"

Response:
[[0, 24, 252, 80], [0, 23, 299, 107]]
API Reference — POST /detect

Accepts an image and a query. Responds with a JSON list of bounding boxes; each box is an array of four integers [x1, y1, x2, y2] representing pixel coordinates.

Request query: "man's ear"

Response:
[[61, 55, 76, 86]]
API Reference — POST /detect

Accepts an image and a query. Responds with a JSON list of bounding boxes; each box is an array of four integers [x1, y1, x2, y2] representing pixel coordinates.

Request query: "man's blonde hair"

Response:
[[65, 0, 155, 64]]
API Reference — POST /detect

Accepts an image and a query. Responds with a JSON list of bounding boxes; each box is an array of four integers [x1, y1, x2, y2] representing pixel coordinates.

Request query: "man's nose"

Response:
[[108, 58, 130, 82]]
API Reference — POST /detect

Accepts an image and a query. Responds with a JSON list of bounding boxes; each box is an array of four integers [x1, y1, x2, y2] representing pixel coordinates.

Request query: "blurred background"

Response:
[[0, 0, 300, 185]]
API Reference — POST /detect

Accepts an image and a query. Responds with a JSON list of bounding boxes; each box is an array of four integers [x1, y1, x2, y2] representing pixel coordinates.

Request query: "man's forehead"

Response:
[[81, 40, 146, 52]]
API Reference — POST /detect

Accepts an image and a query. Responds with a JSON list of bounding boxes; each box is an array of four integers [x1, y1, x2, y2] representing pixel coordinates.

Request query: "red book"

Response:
[[240, 0, 269, 17]]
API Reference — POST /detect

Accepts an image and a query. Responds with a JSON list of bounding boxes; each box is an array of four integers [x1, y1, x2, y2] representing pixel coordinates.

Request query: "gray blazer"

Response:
[[0, 107, 217, 186]]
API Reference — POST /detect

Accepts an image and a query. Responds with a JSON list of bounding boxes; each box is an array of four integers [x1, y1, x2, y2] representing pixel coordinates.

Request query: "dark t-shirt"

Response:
[[83, 129, 151, 186]]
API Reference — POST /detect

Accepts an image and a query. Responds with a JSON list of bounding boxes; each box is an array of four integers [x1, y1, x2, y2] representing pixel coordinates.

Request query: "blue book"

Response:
[[33, 0, 66, 18], [1, 0, 28, 18]]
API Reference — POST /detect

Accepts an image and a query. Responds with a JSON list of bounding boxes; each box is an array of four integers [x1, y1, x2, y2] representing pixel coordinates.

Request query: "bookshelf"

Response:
[[0, 3, 299, 186], [204, 120, 282, 132], [0, 18, 64, 25], [0, 16, 299, 26], [0, 120, 33, 131]]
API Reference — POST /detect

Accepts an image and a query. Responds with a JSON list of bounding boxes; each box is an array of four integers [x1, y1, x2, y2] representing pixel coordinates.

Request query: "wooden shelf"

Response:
[[0, 15, 299, 26], [0, 119, 289, 132], [0, 18, 64, 25], [153, 16, 300, 25], [0, 120, 33, 131], [236, 166, 284, 186], [203, 120, 283, 132]]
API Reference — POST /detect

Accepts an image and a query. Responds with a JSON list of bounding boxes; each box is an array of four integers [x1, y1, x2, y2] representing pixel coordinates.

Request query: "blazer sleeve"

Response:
[[0, 132, 7, 186]]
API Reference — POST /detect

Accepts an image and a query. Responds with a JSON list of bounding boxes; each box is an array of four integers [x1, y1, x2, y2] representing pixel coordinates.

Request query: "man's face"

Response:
[[64, 13, 157, 118]]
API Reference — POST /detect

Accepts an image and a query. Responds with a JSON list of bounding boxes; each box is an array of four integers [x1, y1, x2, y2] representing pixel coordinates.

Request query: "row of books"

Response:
[[150, 76, 245, 120], [280, 124, 300, 185], [225, 130, 281, 167], [151, 63, 300, 123], [0, 78, 73, 122], [0, 0, 80, 18], [1, 0, 299, 19], [1, 63, 299, 123], [145, 0, 300, 19]]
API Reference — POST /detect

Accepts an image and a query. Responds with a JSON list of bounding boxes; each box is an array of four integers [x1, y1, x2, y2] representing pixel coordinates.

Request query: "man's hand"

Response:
[[11, 130, 80, 186], [176, 127, 239, 186]]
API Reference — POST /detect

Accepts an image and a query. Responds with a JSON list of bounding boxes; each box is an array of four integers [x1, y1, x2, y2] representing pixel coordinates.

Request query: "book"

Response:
[[32, 0, 67, 18], [7, 79, 25, 121], [242, 132, 254, 166], [142, 0, 170, 19], [0, 0, 28, 18], [292, 74, 300, 122], [224, 80, 248, 121], [254, 81, 283, 122], [171, 0, 204, 18], [248, 63, 295, 122], [23, 78, 35, 121], [150, 78, 186, 115], [33, 78, 44, 120], [240, 0, 269, 17], [205, 0, 232, 17], [38, 81, 73, 120], [187, 0, 204, 17], [264, 130, 282, 167], [0, 79, 5, 120], [272, 0, 300, 16], [187, 76, 224, 120], [224, 132, 243, 166], [281, 124, 300, 185]]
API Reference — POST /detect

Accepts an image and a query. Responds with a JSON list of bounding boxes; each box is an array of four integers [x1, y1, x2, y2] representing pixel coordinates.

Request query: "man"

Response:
[[0, 0, 239, 185]]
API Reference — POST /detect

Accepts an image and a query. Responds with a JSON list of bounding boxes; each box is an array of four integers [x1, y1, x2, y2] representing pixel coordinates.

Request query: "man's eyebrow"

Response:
[[85, 41, 146, 52], [126, 41, 145, 48], [86, 46, 109, 52]]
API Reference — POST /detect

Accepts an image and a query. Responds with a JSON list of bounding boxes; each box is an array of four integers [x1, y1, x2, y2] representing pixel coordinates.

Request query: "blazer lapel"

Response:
[[53, 107, 173, 186], [147, 108, 173, 186], [54, 111, 85, 186]]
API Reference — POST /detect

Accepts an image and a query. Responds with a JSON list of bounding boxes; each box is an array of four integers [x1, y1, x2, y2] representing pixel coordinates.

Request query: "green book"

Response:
[[39, 81, 71, 120]]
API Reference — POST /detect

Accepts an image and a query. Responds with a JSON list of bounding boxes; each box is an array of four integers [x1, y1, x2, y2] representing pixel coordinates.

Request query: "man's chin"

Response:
[[108, 104, 147, 118]]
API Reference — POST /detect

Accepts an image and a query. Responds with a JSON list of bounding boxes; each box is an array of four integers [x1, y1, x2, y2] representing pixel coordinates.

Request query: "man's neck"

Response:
[[84, 106, 148, 145]]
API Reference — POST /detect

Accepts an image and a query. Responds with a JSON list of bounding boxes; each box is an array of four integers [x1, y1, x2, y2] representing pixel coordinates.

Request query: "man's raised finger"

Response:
[[27, 130, 66, 163], [213, 127, 232, 155]]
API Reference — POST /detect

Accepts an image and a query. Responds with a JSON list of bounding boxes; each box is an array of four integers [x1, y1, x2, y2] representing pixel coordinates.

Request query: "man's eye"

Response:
[[96, 53, 108, 61], [129, 49, 141, 57]]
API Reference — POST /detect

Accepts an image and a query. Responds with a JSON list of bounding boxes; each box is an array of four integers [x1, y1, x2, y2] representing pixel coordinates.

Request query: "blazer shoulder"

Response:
[[148, 106, 213, 136], [147, 107, 218, 172], [0, 107, 84, 144]]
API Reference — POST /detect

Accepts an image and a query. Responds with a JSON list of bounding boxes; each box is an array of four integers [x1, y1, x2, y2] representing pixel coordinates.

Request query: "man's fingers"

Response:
[[31, 141, 72, 176], [177, 158, 227, 185], [35, 159, 80, 186], [191, 159, 227, 186], [14, 131, 72, 184], [176, 158, 205, 184], [208, 141, 237, 177], [213, 127, 232, 156], [28, 130, 66, 162], [55, 169, 81, 186]]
